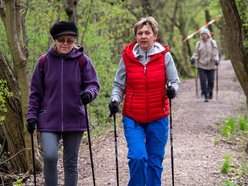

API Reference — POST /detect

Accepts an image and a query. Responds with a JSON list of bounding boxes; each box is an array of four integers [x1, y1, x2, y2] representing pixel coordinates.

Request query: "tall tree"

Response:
[[141, 0, 153, 16], [65, 0, 78, 22], [0, 51, 27, 173], [0, 0, 36, 173], [219, 0, 248, 107]]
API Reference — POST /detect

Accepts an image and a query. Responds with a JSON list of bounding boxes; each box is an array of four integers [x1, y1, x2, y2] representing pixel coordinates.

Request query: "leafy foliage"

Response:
[[0, 0, 247, 134], [0, 80, 13, 124], [236, 0, 248, 49], [0, 1, 235, 125]]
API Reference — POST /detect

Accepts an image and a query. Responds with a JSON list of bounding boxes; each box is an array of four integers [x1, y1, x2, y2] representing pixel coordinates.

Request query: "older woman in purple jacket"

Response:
[[26, 21, 100, 186]]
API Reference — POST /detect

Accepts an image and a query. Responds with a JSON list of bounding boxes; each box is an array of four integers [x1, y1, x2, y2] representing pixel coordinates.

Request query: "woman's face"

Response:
[[136, 24, 157, 51], [55, 35, 76, 54], [201, 33, 209, 40]]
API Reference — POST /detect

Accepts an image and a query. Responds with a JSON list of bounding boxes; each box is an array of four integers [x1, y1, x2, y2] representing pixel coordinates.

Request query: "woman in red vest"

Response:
[[109, 16, 180, 186]]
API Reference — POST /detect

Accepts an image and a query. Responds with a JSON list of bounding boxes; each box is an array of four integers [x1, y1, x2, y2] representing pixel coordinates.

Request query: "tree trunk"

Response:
[[205, 10, 214, 34], [176, 1, 192, 77], [219, 0, 248, 108], [141, 0, 153, 16], [65, 0, 78, 23], [2, 0, 38, 172], [0, 52, 27, 172]]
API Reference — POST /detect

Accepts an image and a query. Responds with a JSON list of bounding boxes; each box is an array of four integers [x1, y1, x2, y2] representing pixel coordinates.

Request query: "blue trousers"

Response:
[[40, 132, 83, 186], [122, 116, 169, 186]]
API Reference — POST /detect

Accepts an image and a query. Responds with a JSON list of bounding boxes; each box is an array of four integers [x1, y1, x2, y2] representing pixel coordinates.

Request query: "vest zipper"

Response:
[[144, 51, 148, 74], [144, 52, 148, 121]]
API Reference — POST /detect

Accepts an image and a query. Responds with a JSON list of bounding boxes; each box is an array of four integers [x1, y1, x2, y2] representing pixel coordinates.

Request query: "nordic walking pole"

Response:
[[195, 68, 199, 98], [30, 132, 37, 186], [113, 113, 119, 186], [191, 60, 199, 98], [85, 105, 96, 186], [169, 98, 175, 186], [216, 65, 218, 100]]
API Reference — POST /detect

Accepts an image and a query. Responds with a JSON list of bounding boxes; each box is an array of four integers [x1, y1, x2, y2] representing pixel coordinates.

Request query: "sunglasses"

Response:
[[56, 37, 75, 44]]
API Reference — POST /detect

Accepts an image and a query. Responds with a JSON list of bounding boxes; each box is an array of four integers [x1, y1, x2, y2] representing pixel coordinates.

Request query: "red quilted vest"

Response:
[[122, 42, 170, 123]]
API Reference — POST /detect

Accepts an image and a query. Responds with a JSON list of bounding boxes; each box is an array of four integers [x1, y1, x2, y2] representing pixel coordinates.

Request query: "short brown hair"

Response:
[[133, 16, 159, 36]]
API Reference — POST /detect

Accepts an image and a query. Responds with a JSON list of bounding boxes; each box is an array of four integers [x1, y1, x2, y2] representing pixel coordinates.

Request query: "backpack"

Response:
[[38, 54, 86, 72]]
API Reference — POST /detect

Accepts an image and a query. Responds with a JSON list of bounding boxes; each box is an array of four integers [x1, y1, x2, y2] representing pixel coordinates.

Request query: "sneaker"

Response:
[[209, 92, 213, 99], [204, 95, 209, 102]]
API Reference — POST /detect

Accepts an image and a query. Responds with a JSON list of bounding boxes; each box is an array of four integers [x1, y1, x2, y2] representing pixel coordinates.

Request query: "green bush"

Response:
[[0, 80, 13, 124]]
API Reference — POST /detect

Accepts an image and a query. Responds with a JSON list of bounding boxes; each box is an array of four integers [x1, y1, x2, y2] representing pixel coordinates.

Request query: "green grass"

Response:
[[219, 180, 241, 186], [238, 116, 248, 131], [218, 114, 248, 185], [221, 118, 236, 137], [221, 154, 232, 174], [240, 159, 248, 176]]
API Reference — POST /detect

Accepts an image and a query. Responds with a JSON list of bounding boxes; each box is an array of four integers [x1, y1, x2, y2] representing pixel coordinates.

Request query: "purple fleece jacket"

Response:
[[27, 46, 100, 132]]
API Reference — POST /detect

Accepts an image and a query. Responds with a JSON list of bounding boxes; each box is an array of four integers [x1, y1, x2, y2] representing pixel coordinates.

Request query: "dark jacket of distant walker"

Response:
[[27, 46, 100, 132], [192, 38, 219, 70]]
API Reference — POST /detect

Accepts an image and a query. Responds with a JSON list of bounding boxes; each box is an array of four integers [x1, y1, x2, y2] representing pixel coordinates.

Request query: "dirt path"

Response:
[[34, 59, 246, 185]]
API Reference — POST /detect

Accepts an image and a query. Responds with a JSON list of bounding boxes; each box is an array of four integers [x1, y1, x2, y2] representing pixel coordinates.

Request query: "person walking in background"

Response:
[[191, 28, 220, 102], [109, 16, 180, 186], [26, 21, 100, 186]]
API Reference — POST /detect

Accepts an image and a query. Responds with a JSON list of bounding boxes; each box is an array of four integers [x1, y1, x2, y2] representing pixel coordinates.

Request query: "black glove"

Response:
[[190, 58, 195, 65], [80, 91, 92, 105], [109, 100, 119, 115], [26, 118, 37, 133], [167, 85, 176, 99]]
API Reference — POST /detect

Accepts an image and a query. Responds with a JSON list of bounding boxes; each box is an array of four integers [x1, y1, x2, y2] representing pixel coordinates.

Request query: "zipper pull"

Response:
[[144, 66, 146, 74]]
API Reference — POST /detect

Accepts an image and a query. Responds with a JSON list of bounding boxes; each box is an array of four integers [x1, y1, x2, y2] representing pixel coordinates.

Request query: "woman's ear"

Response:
[[154, 33, 158, 40]]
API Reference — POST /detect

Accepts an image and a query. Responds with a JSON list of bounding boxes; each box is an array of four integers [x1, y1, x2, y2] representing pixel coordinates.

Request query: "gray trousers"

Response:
[[40, 132, 83, 186]]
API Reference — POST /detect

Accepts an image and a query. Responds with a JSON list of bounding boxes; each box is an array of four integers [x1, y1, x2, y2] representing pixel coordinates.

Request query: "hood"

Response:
[[123, 41, 169, 59], [48, 45, 85, 59]]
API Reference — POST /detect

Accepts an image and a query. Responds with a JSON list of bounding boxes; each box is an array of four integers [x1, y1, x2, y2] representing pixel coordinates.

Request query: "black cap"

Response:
[[50, 21, 78, 39]]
